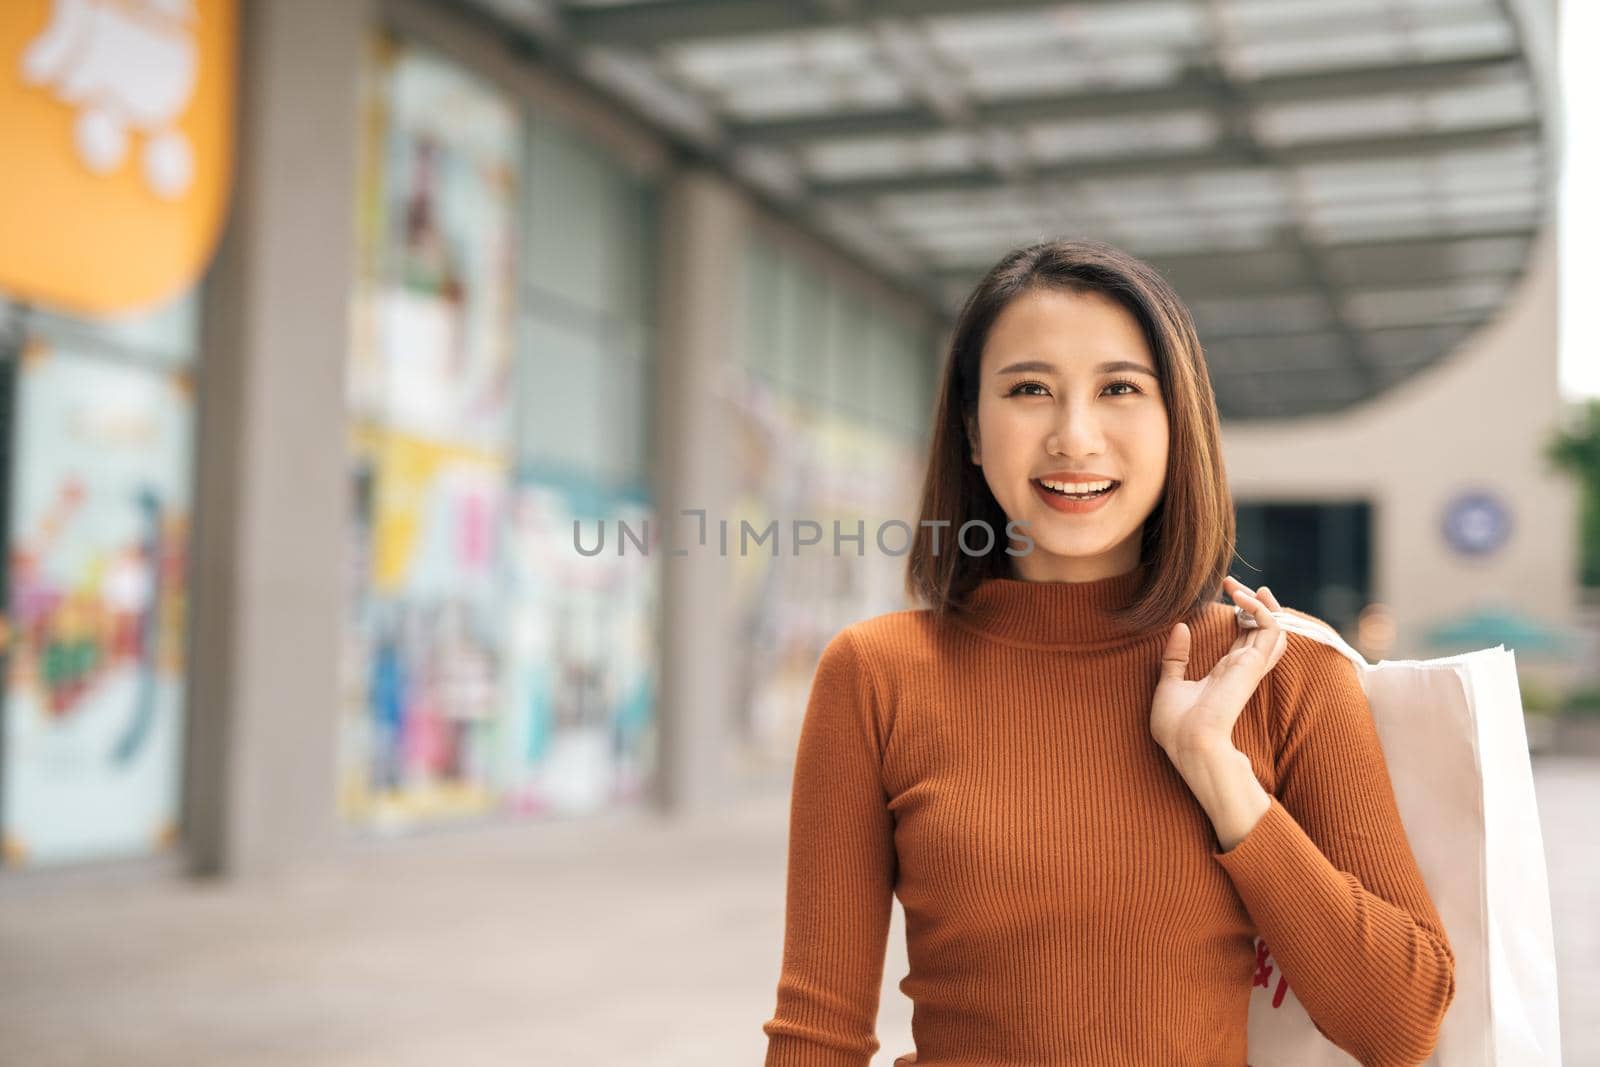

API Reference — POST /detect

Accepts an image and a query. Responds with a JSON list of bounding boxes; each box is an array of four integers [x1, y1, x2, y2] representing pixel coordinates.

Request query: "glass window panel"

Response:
[[743, 237, 783, 381], [525, 118, 646, 320], [602, 346, 652, 489], [885, 318, 933, 438], [835, 293, 877, 420], [623, 181, 662, 332], [773, 255, 817, 401], [517, 311, 609, 477]]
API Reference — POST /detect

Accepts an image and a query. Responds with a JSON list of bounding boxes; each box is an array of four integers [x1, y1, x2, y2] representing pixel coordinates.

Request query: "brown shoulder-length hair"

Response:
[[904, 237, 1234, 633]]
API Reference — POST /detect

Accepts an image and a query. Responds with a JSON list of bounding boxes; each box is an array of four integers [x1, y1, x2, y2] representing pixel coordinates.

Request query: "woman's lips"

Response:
[[1031, 479, 1119, 514]]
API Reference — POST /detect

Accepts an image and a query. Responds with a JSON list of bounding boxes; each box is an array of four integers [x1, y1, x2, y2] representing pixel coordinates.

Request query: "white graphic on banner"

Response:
[[22, 0, 199, 198]]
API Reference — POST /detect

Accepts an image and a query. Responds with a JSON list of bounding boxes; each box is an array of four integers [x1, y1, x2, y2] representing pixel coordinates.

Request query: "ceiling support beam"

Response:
[[806, 123, 1537, 200], [730, 54, 1524, 146]]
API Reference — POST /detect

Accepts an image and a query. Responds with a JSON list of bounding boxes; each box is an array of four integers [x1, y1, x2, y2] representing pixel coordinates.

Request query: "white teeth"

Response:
[[1040, 478, 1114, 494]]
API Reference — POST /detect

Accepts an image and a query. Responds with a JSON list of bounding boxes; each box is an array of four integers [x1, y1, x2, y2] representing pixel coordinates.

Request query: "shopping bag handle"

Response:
[[1235, 606, 1372, 673]]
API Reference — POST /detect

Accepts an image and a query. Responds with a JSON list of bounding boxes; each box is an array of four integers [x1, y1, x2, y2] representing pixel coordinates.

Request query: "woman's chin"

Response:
[[1021, 535, 1118, 562]]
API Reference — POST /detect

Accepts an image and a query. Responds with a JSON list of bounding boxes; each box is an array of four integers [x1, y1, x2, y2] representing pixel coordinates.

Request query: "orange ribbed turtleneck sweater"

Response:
[[761, 567, 1455, 1067]]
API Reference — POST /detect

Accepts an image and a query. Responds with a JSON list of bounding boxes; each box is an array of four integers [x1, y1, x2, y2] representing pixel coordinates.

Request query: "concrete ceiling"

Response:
[[454, 0, 1556, 419]]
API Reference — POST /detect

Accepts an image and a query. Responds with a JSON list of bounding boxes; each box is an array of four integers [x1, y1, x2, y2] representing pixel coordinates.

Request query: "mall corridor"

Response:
[[1, 755, 1594, 1067], [0, 1, 1590, 1064]]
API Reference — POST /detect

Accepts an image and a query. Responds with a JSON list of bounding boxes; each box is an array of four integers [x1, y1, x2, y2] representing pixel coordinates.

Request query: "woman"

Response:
[[760, 240, 1455, 1066]]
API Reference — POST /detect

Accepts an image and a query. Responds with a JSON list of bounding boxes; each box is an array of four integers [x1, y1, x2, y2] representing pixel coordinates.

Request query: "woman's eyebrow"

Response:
[[994, 358, 1157, 377]]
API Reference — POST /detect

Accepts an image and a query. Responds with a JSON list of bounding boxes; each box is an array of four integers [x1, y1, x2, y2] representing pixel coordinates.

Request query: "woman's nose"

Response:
[[1048, 404, 1106, 455]]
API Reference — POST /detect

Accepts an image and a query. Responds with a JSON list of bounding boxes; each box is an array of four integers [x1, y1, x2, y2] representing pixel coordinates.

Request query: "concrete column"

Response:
[[188, 0, 370, 878], [652, 168, 748, 815]]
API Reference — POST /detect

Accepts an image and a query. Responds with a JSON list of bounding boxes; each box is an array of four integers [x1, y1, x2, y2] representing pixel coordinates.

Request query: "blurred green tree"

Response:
[[1546, 398, 1600, 587]]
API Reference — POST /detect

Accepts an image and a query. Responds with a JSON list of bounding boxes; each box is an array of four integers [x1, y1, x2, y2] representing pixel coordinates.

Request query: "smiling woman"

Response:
[[907, 238, 1234, 631], [968, 285, 1171, 579], [761, 238, 1455, 1067]]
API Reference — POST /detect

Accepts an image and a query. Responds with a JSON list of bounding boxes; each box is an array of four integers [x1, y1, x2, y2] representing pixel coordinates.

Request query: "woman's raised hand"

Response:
[[1151, 577, 1287, 761]]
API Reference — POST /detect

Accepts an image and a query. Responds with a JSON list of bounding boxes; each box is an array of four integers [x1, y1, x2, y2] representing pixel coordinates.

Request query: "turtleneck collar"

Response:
[[950, 563, 1167, 650]]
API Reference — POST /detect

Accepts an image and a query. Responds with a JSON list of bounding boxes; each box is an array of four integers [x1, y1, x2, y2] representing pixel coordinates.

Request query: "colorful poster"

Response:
[[2, 342, 191, 867], [342, 33, 660, 828], [725, 367, 922, 774], [499, 477, 657, 816], [340, 427, 506, 827], [341, 36, 521, 829], [349, 36, 518, 450]]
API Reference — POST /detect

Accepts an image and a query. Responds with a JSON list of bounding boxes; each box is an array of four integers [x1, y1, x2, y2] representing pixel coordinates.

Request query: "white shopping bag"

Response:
[[1238, 608, 1562, 1066]]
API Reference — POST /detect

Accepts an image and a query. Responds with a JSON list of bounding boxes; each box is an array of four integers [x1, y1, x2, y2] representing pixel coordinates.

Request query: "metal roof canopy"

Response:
[[456, 0, 1555, 419]]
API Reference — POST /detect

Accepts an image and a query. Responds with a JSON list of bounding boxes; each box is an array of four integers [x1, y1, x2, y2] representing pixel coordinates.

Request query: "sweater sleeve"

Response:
[[1212, 623, 1457, 1067], [762, 627, 898, 1067]]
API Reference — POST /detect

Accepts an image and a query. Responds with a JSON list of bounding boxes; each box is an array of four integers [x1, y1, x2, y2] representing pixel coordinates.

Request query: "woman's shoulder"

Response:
[[836, 604, 940, 647], [1193, 598, 1356, 682], [1197, 597, 1342, 646], [1265, 605, 1367, 717], [1273, 606, 1355, 663], [830, 605, 945, 676]]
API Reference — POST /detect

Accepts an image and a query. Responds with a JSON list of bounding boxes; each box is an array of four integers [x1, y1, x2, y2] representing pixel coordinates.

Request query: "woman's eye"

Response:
[[1006, 380, 1142, 398]]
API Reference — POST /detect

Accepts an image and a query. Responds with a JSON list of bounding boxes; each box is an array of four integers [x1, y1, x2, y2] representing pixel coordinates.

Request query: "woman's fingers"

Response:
[[1221, 577, 1289, 675], [1227, 581, 1275, 628], [1224, 578, 1284, 620], [1170, 579, 1289, 746], [1226, 582, 1282, 662], [1199, 641, 1275, 716], [1247, 586, 1286, 669]]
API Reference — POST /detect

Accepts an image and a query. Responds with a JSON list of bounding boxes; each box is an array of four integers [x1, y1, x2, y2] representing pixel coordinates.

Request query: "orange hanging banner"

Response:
[[0, 0, 236, 315]]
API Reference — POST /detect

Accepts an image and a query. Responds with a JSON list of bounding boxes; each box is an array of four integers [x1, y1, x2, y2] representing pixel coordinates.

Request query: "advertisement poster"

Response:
[[2, 343, 191, 867], [341, 36, 520, 829], [349, 35, 518, 451], [499, 477, 657, 817], [341, 426, 506, 827], [725, 367, 922, 775], [343, 33, 659, 829]]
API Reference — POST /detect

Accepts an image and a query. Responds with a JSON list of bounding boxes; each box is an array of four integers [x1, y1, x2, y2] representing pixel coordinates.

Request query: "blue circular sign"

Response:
[[1441, 490, 1512, 557]]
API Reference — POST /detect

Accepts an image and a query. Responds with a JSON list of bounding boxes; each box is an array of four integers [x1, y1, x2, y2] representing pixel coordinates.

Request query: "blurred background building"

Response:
[[0, 0, 1582, 879]]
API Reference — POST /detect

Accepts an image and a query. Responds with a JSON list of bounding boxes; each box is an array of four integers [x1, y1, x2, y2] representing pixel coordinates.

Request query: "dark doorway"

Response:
[[1233, 500, 1373, 639]]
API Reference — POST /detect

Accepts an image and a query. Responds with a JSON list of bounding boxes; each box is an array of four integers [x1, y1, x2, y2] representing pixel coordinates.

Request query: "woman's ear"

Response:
[[965, 415, 981, 465]]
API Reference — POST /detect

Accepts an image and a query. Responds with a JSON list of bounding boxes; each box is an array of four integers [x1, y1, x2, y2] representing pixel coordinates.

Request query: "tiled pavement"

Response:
[[0, 755, 1593, 1066]]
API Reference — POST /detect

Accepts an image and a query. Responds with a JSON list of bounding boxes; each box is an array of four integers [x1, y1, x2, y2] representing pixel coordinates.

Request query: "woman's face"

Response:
[[967, 286, 1170, 583]]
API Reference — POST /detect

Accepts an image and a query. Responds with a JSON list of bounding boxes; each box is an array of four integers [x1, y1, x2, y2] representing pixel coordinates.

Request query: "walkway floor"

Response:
[[1, 755, 1593, 1066]]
